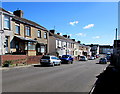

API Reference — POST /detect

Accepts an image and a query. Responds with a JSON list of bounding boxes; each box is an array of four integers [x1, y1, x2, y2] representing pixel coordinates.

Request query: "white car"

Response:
[[40, 55, 61, 66], [80, 56, 88, 61], [89, 56, 95, 60]]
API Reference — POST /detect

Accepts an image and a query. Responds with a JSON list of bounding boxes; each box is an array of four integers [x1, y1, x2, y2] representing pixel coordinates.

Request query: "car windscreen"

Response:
[[100, 58, 105, 60], [80, 56, 85, 58], [41, 56, 50, 59], [62, 55, 69, 58]]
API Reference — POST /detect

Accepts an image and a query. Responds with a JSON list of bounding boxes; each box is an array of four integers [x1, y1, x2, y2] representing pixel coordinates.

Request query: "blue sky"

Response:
[[2, 2, 118, 45]]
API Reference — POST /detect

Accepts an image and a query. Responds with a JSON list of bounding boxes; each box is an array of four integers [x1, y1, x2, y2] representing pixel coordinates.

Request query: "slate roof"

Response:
[[0, 8, 48, 31], [13, 16, 48, 31]]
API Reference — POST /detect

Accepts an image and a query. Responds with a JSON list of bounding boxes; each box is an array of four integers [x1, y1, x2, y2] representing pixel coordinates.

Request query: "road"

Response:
[[2, 57, 108, 92]]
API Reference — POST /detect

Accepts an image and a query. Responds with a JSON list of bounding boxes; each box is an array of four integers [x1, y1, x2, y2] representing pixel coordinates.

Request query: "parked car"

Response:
[[99, 58, 107, 64], [89, 56, 95, 60], [40, 55, 61, 66], [106, 54, 111, 62], [79, 56, 88, 61], [96, 55, 100, 58], [60, 55, 73, 64]]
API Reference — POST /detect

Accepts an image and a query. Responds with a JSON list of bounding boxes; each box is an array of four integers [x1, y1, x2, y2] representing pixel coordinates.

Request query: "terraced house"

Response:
[[0, 8, 49, 56], [49, 30, 91, 59], [0, 8, 14, 55]]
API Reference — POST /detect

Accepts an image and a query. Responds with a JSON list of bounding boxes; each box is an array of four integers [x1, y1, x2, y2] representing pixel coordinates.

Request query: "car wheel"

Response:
[[71, 61, 73, 64], [51, 63, 54, 67], [59, 62, 61, 66], [68, 61, 71, 64]]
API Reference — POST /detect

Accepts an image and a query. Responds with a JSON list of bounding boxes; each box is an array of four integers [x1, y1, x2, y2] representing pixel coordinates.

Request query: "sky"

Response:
[[2, 2, 118, 45]]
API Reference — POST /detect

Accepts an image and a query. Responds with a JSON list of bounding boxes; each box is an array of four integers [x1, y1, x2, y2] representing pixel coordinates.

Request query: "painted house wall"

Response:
[[49, 36, 56, 55], [0, 11, 14, 55]]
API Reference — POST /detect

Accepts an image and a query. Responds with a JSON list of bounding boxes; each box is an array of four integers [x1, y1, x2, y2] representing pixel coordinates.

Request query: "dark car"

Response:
[[106, 54, 111, 62], [99, 58, 107, 64], [60, 55, 73, 64]]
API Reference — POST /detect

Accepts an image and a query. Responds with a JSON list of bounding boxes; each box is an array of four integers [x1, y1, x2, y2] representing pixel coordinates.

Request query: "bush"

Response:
[[3, 60, 13, 67]]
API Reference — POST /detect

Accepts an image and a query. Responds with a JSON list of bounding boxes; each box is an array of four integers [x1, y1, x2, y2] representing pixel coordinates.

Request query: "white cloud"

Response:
[[93, 36, 100, 39], [83, 24, 94, 29], [76, 33, 86, 37], [69, 21, 79, 26]]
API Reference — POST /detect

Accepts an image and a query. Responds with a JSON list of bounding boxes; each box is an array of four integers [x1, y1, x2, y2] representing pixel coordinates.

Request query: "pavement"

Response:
[[0, 64, 36, 70], [90, 64, 120, 94]]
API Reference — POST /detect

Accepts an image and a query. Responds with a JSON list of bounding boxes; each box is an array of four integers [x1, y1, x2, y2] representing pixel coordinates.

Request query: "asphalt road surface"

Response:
[[2, 57, 108, 92]]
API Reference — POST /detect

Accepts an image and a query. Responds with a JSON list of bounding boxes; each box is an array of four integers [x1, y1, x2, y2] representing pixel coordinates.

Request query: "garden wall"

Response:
[[0, 55, 43, 66]]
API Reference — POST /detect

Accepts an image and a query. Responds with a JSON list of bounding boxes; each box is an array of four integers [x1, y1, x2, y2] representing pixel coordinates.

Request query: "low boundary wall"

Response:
[[0, 55, 43, 66]]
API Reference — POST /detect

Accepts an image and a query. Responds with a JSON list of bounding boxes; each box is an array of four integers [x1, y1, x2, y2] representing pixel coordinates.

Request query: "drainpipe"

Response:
[[0, 6, 4, 55]]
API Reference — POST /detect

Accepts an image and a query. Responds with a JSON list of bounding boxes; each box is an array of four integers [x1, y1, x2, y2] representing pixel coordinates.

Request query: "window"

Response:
[[15, 23, 20, 34], [41, 46, 45, 53], [51, 57, 58, 60], [28, 42, 35, 50], [37, 30, 41, 38], [4, 15, 10, 29], [25, 26, 31, 36], [44, 32, 47, 39]]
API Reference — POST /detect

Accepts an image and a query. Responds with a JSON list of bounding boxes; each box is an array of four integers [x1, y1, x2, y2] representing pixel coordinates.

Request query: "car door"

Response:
[[56, 57, 60, 64]]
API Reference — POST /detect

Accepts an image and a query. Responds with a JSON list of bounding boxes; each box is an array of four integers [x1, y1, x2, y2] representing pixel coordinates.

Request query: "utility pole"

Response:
[[116, 28, 118, 40]]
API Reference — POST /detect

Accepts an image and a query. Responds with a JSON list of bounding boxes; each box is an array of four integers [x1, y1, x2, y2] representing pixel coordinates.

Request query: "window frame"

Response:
[[15, 22, 20, 35], [28, 42, 35, 50], [4, 15, 10, 30], [44, 32, 47, 39], [25, 26, 31, 37], [37, 30, 41, 38]]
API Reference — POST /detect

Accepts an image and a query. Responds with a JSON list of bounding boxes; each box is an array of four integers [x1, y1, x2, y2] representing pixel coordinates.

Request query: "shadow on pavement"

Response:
[[90, 64, 120, 94]]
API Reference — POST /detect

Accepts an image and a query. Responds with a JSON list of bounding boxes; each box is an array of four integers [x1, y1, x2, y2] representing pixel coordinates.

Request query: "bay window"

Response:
[[28, 42, 35, 50]]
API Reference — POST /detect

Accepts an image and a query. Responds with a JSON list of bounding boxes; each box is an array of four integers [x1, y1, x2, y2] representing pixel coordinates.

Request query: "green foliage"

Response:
[[3, 60, 13, 67]]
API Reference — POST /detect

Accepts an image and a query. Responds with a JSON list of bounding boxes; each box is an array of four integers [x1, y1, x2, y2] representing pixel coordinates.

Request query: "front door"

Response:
[[5, 36, 9, 53]]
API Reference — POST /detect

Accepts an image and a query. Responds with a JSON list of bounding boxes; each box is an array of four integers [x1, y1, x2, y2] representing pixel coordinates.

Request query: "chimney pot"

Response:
[[68, 36, 70, 38]]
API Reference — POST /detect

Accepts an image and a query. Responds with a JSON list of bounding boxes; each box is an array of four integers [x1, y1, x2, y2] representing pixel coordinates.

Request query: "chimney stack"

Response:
[[49, 30, 55, 34], [13, 10, 24, 18], [57, 33, 60, 35], [77, 41, 81, 44], [72, 39, 75, 41], [63, 35, 67, 38]]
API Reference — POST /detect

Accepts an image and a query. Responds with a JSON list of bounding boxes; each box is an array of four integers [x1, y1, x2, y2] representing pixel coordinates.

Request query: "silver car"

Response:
[[40, 55, 61, 66], [80, 56, 88, 61]]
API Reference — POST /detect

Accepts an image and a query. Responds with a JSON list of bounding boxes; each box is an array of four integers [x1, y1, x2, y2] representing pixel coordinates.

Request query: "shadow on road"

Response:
[[96, 63, 107, 64], [33, 65, 42, 67], [90, 65, 120, 94]]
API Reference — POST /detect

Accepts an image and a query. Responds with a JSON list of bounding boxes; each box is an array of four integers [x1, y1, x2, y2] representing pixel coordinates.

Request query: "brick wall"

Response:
[[27, 55, 43, 64], [0, 55, 27, 65], [0, 55, 43, 66]]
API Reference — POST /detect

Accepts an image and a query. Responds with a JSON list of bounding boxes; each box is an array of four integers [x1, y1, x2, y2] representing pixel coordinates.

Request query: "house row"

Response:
[[0, 8, 91, 58]]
